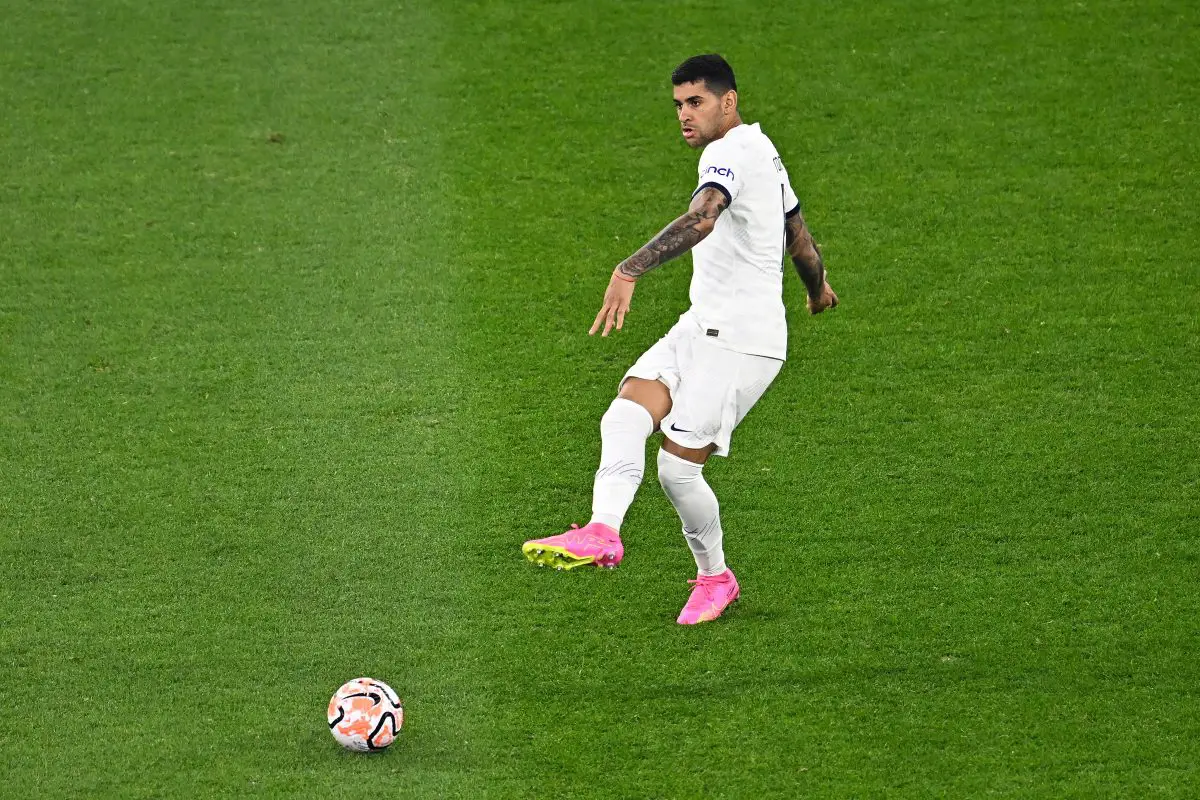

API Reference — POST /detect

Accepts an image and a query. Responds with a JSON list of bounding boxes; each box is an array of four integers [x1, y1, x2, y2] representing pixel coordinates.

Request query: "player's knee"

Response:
[[618, 377, 671, 425], [601, 397, 654, 438], [657, 447, 703, 493]]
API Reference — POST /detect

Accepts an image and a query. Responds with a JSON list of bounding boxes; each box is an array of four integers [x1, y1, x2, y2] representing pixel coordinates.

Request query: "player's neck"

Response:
[[714, 114, 744, 141]]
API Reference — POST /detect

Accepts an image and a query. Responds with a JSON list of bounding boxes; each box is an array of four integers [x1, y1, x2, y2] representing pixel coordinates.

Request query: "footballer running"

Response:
[[523, 54, 838, 624]]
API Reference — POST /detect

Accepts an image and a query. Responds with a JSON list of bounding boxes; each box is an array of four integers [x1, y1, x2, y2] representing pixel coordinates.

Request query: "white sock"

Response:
[[590, 398, 654, 531], [657, 449, 726, 576]]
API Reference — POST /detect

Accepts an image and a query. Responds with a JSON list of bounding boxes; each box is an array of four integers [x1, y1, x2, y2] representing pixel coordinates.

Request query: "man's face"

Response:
[[674, 81, 730, 149]]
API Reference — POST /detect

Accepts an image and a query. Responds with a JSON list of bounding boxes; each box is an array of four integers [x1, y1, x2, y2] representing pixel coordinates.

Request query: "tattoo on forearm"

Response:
[[616, 189, 727, 280], [616, 215, 705, 279], [792, 247, 825, 295], [785, 215, 825, 295]]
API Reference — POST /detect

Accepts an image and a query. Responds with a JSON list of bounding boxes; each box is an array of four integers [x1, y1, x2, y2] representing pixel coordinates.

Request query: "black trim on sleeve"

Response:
[[785, 203, 802, 219], [692, 181, 733, 207]]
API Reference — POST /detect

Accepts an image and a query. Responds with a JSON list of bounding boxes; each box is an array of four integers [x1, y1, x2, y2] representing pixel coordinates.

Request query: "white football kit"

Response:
[[623, 122, 801, 457]]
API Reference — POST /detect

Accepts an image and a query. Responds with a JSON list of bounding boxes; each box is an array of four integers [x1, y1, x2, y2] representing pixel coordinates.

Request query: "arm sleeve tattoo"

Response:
[[615, 187, 728, 280], [784, 212, 826, 296]]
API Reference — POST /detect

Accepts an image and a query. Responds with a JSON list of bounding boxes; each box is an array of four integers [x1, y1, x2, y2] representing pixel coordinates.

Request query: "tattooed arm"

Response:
[[614, 187, 729, 280], [784, 208, 839, 314], [589, 187, 729, 337]]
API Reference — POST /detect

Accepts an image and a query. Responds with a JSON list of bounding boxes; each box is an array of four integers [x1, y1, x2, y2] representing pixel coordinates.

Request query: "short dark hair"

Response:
[[671, 54, 737, 97]]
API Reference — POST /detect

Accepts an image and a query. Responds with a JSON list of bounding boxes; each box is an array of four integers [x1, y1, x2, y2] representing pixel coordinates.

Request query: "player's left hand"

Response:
[[589, 271, 636, 336], [807, 281, 838, 314]]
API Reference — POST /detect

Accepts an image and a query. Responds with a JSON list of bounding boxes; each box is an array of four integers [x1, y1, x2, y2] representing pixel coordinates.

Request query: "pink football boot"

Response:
[[522, 522, 624, 570], [676, 569, 740, 624]]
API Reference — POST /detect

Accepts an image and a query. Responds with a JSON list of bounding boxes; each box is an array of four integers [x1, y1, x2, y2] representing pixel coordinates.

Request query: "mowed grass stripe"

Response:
[[420, 1, 1200, 797], [0, 2, 499, 796]]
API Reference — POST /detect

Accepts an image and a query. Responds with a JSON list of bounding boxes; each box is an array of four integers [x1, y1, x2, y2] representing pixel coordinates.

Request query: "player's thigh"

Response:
[[618, 320, 691, 429], [659, 345, 740, 454], [664, 346, 782, 459], [729, 357, 783, 430], [661, 436, 715, 464], [618, 377, 672, 430]]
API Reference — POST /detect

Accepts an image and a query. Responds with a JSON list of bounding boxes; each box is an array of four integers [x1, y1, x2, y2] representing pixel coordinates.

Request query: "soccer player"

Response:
[[523, 54, 838, 624]]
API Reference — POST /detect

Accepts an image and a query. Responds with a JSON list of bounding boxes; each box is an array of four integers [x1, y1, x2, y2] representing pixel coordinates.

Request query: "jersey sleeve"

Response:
[[779, 160, 801, 217], [783, 179, 801, 217], [694, 138, 742, 206]]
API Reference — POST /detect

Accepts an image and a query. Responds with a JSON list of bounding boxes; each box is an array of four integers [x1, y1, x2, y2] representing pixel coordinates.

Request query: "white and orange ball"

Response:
[[327, 677, 403, 751]]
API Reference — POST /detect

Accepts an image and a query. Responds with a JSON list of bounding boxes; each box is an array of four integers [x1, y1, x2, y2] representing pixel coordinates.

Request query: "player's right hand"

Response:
[[589, 271, 637, 336], [807, 281, 838, 315]]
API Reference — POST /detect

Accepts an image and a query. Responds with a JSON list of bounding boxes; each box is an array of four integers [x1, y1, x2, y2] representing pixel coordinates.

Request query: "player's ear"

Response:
[[723, 89, 737, 115]]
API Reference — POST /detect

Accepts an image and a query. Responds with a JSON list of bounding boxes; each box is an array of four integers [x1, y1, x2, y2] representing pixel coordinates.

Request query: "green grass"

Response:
[[2, 0, 1198, 796]]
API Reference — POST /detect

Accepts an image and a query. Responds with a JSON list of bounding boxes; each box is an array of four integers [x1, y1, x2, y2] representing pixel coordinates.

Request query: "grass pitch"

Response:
[[2, 0, 1198, 797]]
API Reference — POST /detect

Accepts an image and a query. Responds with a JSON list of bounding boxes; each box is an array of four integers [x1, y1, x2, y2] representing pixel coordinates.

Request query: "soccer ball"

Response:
[[327, 677, 404, 752]]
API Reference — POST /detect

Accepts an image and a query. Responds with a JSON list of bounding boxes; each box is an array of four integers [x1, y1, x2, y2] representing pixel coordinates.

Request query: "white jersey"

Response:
[[687, 122, 799, 361]]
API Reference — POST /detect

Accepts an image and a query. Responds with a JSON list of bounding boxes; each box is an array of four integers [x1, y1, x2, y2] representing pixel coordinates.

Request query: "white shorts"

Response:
[[621, 315, 783, 457]]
